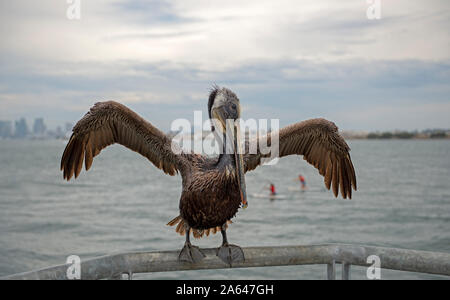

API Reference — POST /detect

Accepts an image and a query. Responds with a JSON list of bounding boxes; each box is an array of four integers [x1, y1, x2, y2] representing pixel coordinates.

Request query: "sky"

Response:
[[0, 0, 449, 132]]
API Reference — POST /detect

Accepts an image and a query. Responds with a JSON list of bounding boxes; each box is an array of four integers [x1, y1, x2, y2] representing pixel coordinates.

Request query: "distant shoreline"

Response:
[[341, 130, 450, 140], [344, 136, 450, 140], [1, 135, 449, 142]]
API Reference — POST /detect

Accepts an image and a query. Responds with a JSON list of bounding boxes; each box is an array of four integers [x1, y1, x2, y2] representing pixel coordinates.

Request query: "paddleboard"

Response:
[[250, 193, 288, 200], [287, 186, 327, 193]]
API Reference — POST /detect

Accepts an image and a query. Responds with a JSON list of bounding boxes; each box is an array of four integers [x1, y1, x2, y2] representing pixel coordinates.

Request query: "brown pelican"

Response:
[[60, 86, 357, 265]]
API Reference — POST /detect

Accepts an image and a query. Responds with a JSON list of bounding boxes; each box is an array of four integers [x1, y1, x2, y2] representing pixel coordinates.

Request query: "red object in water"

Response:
[[299, 175, 306, 189], [270, 184, 276, 195]]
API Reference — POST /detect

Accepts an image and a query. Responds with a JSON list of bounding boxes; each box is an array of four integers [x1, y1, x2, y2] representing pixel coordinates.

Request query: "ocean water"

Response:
[[0, 139, 449, 280]]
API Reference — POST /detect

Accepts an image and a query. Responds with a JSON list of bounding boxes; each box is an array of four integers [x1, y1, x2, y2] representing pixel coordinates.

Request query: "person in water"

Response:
[[298, 174, 306, 190], [269, 183, 277, 196]]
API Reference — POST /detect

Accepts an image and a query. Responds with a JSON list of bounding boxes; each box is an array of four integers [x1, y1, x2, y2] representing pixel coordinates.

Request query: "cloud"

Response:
[[110, 0, 198, 25], [1, 55, 448, 130], [0, 0, 449, 131], [330, 101, 450, 131], [2, 0, 449, 65]]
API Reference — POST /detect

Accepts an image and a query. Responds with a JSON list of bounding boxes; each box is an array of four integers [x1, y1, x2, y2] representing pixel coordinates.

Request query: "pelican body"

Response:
[[60, 86, 357, 265], [179, 156, 242, 231]]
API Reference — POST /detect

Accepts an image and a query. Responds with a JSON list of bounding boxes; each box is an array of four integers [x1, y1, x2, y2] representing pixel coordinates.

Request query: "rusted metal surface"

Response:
[[2, 244, 449, 280]]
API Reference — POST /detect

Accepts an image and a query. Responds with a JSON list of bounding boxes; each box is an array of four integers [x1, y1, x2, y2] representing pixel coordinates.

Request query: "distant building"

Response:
[[55, 126, 63, 138], [33, 118, 47, 136], [14, 118, 29, 138], [65, 122, 73, 133], [0, 120, 12, 138]]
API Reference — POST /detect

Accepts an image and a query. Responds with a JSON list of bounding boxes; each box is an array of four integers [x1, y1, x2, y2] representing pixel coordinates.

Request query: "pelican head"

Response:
[[208, 86, 247, 208], [208, 86, 241, 131]]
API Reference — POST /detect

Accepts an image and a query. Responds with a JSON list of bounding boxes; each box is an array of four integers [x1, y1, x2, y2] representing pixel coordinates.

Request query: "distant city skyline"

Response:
[[0, 117, 72, 139], [0, 115, 448, 141], [1, 1, 449, 131]]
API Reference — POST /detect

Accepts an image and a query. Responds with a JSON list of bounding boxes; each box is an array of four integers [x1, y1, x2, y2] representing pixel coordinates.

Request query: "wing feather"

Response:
[[332, 157, 339, 197], [74, 139, 85, 179], [244, 118, 356, 199], [324, 154, 332, 190], [61, 101, 186, 180], [339, 158, 346, 199], [85, 138, 93, 171]]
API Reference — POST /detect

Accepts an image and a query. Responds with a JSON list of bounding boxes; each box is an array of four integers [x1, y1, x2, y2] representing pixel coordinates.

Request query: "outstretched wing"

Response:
[[244, 118, 357, 199], [61, 101, 186, 180]]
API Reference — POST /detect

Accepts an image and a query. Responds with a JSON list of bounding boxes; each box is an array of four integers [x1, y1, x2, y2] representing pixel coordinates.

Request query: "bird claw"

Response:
[[179, 242, 205, 263], [216, 244, 245, 266]]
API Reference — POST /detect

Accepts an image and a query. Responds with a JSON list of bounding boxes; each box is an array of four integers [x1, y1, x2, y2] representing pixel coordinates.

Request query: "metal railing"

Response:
[[2, 244, 449, 280]]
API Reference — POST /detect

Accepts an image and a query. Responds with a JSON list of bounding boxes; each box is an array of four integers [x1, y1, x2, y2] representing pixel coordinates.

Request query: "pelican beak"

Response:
[[212, 104, 248, 209], [233, 120, 248, 209]]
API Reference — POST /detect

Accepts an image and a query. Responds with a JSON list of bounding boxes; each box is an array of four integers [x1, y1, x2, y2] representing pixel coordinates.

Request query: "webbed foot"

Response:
[[216, 243, 245, 266], [179, 242, 205, 263]]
